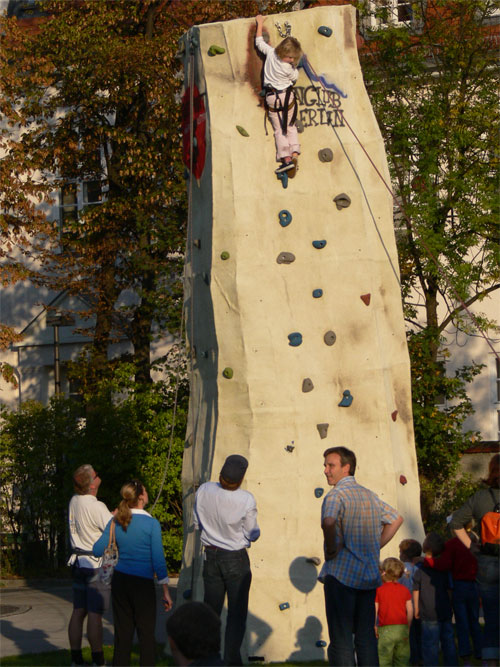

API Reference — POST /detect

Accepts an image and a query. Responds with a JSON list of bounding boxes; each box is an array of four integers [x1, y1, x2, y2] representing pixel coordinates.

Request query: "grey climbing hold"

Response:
[[318, 25, 332, 37], [220, 251, 230, 260], [302, 378, 314, 393], [202, 272, 210, 285], [334, 193, 351, 210], [339, 390, 353, 407], [193, 238, 201, 248], [312, 289, 323, 298], [279, 602, 290, 611], [306, 557, 321, 565], [295, 118, 305, 133], [324, 330, 336, 346], [312, 240, 327, 249], [277, 252, 295, 264], [288, 332, 302, 347], [279, 209, 292, 227], [277, 171, 288, 188], [316, 423, 329, 439], [236, 125, 249, 137], [222, 367, 233, 379], [318, 147, 334, 163], [208, 44, 226, 56], [314, 488, 324, 498]]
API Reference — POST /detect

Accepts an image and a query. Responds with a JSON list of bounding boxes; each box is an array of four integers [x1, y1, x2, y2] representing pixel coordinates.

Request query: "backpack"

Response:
[[480, 488, 500, 556]]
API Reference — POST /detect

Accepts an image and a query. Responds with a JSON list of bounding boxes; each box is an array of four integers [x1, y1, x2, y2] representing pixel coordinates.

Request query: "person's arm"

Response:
[[453, 527, 471, 549], [151, 519, 169, 583], [255, 14, 264, 38], [92, 519, 112, 557], [374, 601, 379, 639], [162, 583, 173, 611], [322, 516, 338, 560], [412, 590, 420, 619], [406, 598, 414, 625], [243, 498, 260, 542], [380, 515, 403, 547]]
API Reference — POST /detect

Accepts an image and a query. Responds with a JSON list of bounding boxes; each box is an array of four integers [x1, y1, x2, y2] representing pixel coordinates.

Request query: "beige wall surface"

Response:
[[179, 6, 424, 662]]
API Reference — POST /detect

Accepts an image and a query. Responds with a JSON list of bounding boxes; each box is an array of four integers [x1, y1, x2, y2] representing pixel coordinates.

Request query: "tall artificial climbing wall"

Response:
[[178, 5, 424, 663]]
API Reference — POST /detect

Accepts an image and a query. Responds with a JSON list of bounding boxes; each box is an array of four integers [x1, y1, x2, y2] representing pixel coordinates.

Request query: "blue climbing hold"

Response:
[[315, 488, 324, 498], [312, 240, 327, 249], [288, 332, 303, 347], [318, 26, 332, 37], [277, 171, 288, 189], [312, 289, 323, 298], [278, 209, 292, 227], [339, 390, 353, 407], [279, 602, 290, 611], [316, 640, 327, 648]]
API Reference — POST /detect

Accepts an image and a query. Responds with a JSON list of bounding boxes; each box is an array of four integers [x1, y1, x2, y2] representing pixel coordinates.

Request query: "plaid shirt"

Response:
[[319, 475, 399, 590]]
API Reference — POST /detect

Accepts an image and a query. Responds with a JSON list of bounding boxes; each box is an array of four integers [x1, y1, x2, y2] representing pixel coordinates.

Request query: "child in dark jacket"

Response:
[[413, 533, 458, 666]]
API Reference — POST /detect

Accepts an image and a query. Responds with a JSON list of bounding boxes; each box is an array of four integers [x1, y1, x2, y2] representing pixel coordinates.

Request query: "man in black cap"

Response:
[[194, 455, 260, 666]]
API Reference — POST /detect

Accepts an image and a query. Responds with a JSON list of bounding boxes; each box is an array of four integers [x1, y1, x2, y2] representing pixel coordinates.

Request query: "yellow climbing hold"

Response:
[[236, 125, 249, 137]]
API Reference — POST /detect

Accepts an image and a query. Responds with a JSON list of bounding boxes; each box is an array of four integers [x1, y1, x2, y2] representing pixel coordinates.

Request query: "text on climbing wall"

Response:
[[294, 86, 345, 128]]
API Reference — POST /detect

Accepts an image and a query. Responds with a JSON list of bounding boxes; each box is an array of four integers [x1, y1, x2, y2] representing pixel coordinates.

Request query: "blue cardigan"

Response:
[[93, 509, 168, 583]]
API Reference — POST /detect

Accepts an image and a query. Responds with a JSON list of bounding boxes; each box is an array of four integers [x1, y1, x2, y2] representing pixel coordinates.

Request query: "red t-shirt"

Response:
[[376, 581, 411, 626]]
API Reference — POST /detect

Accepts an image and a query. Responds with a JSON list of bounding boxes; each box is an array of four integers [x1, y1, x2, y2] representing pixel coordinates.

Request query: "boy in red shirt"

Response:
[[375, 557, 413, 666]]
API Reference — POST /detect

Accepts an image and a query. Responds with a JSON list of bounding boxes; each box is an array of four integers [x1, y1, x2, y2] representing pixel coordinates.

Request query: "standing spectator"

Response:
[[166, 601, 225, 666], [413, 532, 458, 666], [93, 480, 172, 667], [319, 446, 403, 666], [194, 454, 260, 666], [68, 464, 112, 667], [423, 523, 482, 665], [375, 557, 413, 666], [398, 539, 423, 666], [450, 453, 500, 666]]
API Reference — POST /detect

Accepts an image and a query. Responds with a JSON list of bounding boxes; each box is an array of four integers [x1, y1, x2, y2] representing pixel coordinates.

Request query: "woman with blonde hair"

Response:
[[93, 480, 172, 666]]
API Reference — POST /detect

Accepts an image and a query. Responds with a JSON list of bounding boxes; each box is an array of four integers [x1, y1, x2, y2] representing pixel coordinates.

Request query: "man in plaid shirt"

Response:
[[319, 446, 403, 666]]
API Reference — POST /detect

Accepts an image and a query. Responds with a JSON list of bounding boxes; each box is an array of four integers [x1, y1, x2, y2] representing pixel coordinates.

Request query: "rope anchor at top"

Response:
[[275, 20, 291, 38]]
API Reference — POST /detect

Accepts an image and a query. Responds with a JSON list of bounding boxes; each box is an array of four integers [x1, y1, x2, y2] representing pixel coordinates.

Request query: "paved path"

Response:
[[0, 579, 177, 658]]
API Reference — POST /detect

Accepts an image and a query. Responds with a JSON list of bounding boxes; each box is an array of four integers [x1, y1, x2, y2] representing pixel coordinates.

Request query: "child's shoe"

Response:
[[275, 160, 295, 174]]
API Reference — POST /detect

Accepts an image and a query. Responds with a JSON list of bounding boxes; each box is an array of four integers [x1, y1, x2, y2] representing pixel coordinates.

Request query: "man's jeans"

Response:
[[477, 554, 500, 661], [323, 575, 378, 666], [451, 580, 482, 659], [421, 620, 458, 666], [203, 547, 251, 666]]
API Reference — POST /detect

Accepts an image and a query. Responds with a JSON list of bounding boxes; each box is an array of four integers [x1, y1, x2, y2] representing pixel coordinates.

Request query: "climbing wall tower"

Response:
[[178, 5, 424, 663]]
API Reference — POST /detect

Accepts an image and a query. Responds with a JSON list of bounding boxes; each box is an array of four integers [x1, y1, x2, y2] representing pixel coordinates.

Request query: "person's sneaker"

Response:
[[287, 157, 299, 178], [275, 160, 295, 174]]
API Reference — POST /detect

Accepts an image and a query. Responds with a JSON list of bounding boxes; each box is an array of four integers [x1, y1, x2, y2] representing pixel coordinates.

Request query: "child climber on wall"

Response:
[[255, 14, 302, 177]]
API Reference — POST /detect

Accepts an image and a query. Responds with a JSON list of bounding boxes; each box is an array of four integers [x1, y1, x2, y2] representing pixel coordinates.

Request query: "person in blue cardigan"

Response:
[[93, 480, 172, 666]]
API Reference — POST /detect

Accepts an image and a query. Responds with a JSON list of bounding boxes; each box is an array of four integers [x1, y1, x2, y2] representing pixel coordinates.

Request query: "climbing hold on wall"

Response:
[[316, 640, 328, 648], [391, 410, 398, 421], [314, 488, 324, 498], [333, 193, 351, 210], [312, 289, 323, 298], [360, 293, 371, 306], [222, 367, 233, 379], [236, 125, 249, 137], [318, 148, 334, 163], [278, 209, 293, 227], [302, 378, 314, 393], [339, 390, 353, 407], [312, 240, 327, 249], [208, 44, 226, 56], [316, 423, 329, 439], [295, 118, 305, 133], [277, 171, 288, 188], [193, 239, 201, 248], [277, 252, 296, 265], [400, 475, 408, 485], [318, 25, 332, 37], [202, 272, 210, 285], [306, 556, 321, 565], [285, 444, 295, 452], [201, 350, 209, 359], [220, 251, 230, 260], [288, 332, 302, 347], [279, 602, 290, 611], [183, 589, 192, 600], [324, 331, 336, 346]]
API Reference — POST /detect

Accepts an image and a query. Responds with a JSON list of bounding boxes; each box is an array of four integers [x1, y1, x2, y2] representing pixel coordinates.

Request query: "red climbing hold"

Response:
[[399, 475, 407, 485], [391, 410, 398, 422], [360, 294, 371, 306], [182, 86, 207, 180]]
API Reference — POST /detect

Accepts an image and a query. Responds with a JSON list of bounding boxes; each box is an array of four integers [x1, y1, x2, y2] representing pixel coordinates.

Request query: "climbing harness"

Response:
[[264, 85, 297, 136]]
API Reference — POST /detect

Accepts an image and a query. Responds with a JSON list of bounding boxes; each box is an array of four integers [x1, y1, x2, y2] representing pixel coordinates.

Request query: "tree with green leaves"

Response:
[[357, 0, 499, 513]]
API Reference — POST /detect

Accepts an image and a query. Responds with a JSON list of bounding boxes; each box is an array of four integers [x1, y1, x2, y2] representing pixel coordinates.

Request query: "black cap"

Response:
[[220, 455, 248, 484]]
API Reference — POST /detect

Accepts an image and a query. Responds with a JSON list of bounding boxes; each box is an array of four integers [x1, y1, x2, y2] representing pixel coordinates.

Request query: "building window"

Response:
[[59, 180, 104, 236], [363, 0, 416, 30]]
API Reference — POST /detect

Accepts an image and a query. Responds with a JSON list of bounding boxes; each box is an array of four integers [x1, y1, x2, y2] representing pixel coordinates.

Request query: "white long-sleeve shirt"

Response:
[[194, 481, 260, 550], [255, 36, 299, 91]]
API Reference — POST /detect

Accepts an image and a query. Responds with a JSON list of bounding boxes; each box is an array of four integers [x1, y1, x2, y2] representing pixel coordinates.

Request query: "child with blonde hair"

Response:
[[375, 557, 413, 666], [255, 14, 302, 176]]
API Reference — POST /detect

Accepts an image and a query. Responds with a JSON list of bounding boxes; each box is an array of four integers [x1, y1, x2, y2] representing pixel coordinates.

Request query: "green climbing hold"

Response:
[[208, 44, 226, 56], [236, 125, 249, 137], [222, 367, 233, 379], [220, 251, 230, 260]]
